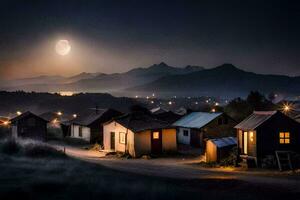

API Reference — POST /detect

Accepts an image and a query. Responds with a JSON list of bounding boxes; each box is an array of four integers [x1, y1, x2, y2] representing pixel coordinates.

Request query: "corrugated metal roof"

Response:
[[234, 111, 277, 130], [209, 137, 237, 148], [173, 112, 222, 129]]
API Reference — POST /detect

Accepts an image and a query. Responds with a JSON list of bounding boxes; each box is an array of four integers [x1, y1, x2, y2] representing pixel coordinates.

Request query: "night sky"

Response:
[[1, 0, 300, 79]]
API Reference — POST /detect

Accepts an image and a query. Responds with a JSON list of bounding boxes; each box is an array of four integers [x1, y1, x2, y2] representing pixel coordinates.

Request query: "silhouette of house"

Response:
[[10, 111, 48, 141], [103, 113, 177, 157], [235, 111, 300, 166]]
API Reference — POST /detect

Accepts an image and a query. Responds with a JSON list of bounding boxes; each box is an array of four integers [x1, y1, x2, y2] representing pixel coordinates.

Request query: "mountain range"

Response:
[[1, 62, 300, 98]]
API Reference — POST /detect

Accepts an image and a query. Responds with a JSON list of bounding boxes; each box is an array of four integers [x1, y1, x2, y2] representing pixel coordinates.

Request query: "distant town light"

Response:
[[195, 102, 198, 105], [57, 111, 63, 116], [52, 118, 58, 124], [283, 105, 290, 112], [16, 111, 22, 116], [205, 100, 209, 103], [146, 96, 149, 99], [211, 108, 216, 112], [152, 93, 155, 97], [73, 114, 77, 118], [151, 101, 154, 104], [215, 102, 219, 106], [3, 121, 10, 126], [135, 95, 139, 98], [168, 101, 172, 105]]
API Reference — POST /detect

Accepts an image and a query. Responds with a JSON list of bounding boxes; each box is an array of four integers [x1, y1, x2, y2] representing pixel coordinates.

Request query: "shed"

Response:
[[10, 111, 48, 141], [206, 137, 237, 162]]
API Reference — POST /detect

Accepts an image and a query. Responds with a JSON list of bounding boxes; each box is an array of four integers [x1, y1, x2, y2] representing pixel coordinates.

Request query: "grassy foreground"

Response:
[[0, 139, 299, 200]]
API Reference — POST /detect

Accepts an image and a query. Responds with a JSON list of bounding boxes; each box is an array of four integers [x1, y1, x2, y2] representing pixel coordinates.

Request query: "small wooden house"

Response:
[[206, 137, 237, 162], [10, 111, 48, 141], [173, 112, 236, 148], [66, 109, 122, 144], [154, 111, 182, 124], [235, 111, 300, 167], [39, 112, 69, 139], [103, 113, 177, 157]]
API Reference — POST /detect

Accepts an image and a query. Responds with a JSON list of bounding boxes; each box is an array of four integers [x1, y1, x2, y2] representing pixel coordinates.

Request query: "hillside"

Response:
[[129, 64, 300, 98], [0, 91, 138, 116]]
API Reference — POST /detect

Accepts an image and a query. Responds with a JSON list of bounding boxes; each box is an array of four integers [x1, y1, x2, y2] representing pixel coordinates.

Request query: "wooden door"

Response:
[[110, 132, 115, 150], [151, 131, 162, 154], [243, 131, 248, 155]]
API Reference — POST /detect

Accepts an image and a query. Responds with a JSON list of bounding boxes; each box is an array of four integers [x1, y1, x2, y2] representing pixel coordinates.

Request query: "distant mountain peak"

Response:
[[212, 63, 246, 74], [150, 62, 171, 68]]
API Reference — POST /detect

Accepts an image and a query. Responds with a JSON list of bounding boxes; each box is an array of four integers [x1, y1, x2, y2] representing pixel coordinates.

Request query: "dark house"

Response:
[[154, 111, 182, 124], [10, 111, 48, 141], [66, 109, 122, 144], [39, 112, 70, 139], [235, 111, 300, 167], [173, 112, 236, 148]]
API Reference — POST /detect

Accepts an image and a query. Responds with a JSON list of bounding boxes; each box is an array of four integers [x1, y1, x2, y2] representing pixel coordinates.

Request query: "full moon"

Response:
[[55, 40, 71, 56]]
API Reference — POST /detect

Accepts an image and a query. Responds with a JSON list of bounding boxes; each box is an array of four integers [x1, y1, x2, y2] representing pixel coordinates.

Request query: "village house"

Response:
[[173, 112, 236, 148], [103, 113, 177, 157], [66, 109, 122, 144], [153, 111, 182, 125], [10, 111, 48, 141], [39, 112, 70, 139], [235, 111, 300, 167]]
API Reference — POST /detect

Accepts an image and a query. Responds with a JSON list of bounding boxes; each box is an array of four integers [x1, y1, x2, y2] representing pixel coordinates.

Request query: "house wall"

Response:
[[202, 115, 236, 139], [206, 140, 217, 162], [162, 128, 177, 151], [134, 130, 151, 157], [177, 127, 191, 145], [103, 121, 135, 155], [70, 124, 90, 142]]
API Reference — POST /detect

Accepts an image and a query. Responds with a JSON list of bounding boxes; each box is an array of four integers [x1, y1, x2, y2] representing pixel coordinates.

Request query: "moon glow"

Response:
[[55, 40, 71, 56]]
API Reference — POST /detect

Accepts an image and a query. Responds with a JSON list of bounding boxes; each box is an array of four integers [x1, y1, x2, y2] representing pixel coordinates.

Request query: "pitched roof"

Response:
[[208, 137, 237, 148], [67, 109, 109, 126], [154, 111, 182, 124], [150, 107, 168, 114], [114, 113, 170, 133], [10, 111, 48, 123], [173, 112, 222, 129], [234, 111, 277, 130]]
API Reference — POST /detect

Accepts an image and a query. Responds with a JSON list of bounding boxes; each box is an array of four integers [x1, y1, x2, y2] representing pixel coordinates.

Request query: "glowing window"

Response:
[[119, 132, 126, 144], [279, 132, 290, 144], [153, 132, 160, 139], [249, 131, 254, 142]]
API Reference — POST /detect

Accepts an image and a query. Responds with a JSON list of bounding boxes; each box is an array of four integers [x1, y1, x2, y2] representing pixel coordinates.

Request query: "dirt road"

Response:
[[55, 144, 300, 192]]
